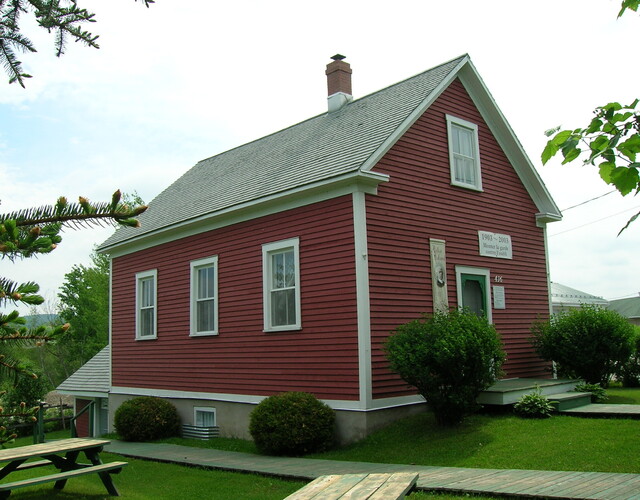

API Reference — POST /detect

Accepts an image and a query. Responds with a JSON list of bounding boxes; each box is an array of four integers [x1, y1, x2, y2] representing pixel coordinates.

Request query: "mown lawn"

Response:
[[160, 388, 640, 475], [3, 453, 305, 500], [4, 388, 639, 498], [311, 411, 640, 473]]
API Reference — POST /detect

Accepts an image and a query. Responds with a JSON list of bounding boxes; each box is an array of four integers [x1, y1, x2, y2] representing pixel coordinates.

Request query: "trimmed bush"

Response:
[[531, 305, 635, 386], [114, 396, 181, 442], [249, 392, 335, 456], [385, 309, 505, 426], [513, 387, 553, 419]]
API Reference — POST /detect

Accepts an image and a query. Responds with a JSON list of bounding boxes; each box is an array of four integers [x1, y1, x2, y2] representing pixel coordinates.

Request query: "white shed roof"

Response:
[[57, 346, 110, 397]]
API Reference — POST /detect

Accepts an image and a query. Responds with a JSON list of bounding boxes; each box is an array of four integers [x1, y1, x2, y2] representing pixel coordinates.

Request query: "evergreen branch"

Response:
[[2, 0, 153, 86], [1, 192, 147, 227], [0, 35, 33, 87], [0, 279, 42, 308]]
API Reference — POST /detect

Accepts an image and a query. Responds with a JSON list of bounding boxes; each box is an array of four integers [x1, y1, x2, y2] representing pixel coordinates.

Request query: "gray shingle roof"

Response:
[[609, 297, 640, 319], [99, 56, 466, 250], [57, 346, 110, 395]]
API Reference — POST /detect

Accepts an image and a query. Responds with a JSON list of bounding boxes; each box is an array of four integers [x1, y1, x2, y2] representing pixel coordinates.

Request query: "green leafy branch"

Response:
[[619, 0, 639, 16], [542, 100, 640, 234]]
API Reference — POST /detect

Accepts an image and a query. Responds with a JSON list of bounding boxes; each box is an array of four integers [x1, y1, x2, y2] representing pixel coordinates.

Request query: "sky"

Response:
[[1, 0, 639, 315]]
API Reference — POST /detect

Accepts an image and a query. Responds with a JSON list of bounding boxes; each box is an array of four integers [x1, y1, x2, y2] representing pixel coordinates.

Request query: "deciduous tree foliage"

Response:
[[542, 0, 639, 233], [0, 0, 154, 87], [57, 251, 109, 369]]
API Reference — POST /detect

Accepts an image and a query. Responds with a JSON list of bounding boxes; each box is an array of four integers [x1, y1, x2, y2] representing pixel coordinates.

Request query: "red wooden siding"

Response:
[[367, 79, 551, 399], [75, 398, 91, 437], [111, 196, 360, 401]]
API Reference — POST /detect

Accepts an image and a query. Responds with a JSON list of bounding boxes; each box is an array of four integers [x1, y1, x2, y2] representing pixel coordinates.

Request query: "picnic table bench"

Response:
[[285, 472, 419, 499], [0, 437, 127, 498]]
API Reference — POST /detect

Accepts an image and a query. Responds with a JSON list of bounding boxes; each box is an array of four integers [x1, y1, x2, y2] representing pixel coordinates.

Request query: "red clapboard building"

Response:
[[97, 55, 561, 443]]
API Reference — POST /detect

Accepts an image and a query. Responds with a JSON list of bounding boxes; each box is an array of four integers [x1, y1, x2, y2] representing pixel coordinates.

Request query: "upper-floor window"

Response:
[[262, 238, 301, 332], [136, 269, 157, 340], [190, 256, 218, 336], [446, 114, 482, 191]]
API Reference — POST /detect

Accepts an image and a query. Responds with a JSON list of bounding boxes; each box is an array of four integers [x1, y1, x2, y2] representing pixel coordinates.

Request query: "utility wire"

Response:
[[560, 190, 616, 212], [549, 205, 640, 237]]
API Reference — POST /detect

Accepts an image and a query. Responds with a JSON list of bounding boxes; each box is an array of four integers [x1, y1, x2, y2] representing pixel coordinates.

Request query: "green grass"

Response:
[[154, 389, 640, 475], [5, 389, 640, 498], [311, 411, 640, 473], [606, 387, 640, 404], [3, 432, 303, 499]]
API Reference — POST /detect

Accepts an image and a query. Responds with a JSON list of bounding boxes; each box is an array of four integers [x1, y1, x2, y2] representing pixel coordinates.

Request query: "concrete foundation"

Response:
[[109, 393, 428, 445]]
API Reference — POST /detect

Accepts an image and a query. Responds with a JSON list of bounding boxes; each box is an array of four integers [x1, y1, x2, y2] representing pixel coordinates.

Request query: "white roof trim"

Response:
[[360, 56, 469, 172], [457, 61, 561, 219], [102, 170, 388, 257]]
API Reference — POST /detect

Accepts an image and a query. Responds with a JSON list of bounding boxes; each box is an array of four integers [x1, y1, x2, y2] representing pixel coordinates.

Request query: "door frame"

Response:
[[455, 266, 492, 323]]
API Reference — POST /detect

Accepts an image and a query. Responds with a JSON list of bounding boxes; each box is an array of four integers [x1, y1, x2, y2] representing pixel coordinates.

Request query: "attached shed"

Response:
[[57, 346, 111, 437]]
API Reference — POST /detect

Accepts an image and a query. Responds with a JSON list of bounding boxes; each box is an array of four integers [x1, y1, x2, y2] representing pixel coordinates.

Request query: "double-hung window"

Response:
[[135, 269, 157, 340], [262, 238, 301, 331], [446, 114, 482, 191], [190, 256, 218, 336]]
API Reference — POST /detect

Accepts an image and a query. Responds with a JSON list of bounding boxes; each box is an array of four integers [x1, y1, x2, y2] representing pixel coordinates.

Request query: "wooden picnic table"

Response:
[[285, 472, 419, 499], [0, 437, 127, 498]]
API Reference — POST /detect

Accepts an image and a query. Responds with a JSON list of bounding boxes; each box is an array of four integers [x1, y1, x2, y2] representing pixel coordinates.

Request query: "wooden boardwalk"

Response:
[[107, 441, 640, 499], [417, 467, 640, 499], [561, 403, 640, 418]]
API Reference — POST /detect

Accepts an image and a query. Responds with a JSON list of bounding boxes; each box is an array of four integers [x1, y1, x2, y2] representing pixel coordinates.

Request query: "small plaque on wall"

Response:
[[493, 286, 506, 309], [478, 231, 513, 259], [429, 238, 449, 313]]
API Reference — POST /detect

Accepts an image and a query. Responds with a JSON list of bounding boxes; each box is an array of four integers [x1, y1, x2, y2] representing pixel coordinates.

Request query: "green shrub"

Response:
[[114, 397, 181, 442], [249, 392, 335, 456], [513, 387, 554, 418], [385, 309, 505, 426], [574, 382, 608, 403], [615, 327, 640, 387], [531, 305, 635, 386]]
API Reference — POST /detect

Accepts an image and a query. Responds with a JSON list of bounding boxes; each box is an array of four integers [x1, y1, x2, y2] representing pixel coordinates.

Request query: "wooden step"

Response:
[[548, 392, 592, 411], [477, 378, 579, 406]]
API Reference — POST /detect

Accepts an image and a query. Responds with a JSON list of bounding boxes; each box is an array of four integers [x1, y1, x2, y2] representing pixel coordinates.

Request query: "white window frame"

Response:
[[262, 237, 301, 332], [190, 256, 219, 337], [446, 114, 483, 191], [193, 406, 217, 427], [455, 266, 492, 323], [135, 269, 157, 340]]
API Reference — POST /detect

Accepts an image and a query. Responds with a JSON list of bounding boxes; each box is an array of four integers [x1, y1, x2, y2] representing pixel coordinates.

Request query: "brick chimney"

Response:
[[326, 54, 353, 112]]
